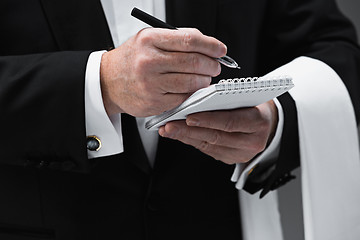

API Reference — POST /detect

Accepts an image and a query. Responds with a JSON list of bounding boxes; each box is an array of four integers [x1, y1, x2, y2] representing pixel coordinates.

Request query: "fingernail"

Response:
[[158, 127, 166, 137], [196, 77, 211, 88], [187, 117, 200, 126], [219, 43, 227, 56], [216, 62, 221, 76], [161, 125, 179, 138]]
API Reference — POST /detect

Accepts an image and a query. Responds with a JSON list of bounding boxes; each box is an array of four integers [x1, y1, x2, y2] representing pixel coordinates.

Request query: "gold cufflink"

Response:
[[86, 135, 102, 151], [247, 164, 258, 176]]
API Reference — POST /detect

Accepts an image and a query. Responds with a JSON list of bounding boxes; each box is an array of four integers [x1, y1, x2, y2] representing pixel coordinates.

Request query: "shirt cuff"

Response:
[[85, 51, 124, 158], [231, 98, 284, 188]]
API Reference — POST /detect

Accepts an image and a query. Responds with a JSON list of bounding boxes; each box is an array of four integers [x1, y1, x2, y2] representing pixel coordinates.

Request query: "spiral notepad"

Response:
[[146, 76, 294, 130]]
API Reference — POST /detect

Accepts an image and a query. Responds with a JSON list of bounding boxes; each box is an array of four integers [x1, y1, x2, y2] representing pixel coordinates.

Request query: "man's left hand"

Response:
[[159, 100, 278, 164]]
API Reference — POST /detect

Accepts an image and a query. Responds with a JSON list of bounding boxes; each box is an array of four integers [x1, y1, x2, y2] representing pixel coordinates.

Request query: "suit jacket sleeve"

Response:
[[0, 51, 92, 170], [0, 0, 114, 170]]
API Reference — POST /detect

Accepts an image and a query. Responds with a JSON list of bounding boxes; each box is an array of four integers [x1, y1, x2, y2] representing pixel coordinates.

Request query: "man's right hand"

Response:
[[100, 28, 227, 117]]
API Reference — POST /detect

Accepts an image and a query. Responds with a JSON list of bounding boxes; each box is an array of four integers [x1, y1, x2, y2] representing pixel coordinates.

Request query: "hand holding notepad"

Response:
[[146, 76, 294, 130]]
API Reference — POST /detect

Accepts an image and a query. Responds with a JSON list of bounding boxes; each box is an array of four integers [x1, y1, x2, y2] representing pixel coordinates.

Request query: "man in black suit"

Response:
[[0, 0, 359, 239]]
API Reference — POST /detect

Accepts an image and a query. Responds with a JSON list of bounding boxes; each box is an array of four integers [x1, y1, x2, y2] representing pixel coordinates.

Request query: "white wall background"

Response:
[[337, 0, 360, 43]]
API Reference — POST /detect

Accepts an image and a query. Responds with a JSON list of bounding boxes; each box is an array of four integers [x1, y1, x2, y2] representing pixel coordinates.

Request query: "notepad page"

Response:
[[146, 76, 294, 130]]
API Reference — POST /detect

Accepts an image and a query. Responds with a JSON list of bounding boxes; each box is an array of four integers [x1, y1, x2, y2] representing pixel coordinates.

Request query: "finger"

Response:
[[159, 124, 254, 164], [186, 108, 265, 133], [181, 124, 267, 151], [175, 136, 251, 164], [157, 73, 211, 94], [157, 51, 221, 77], [195, 142, 256, 164], [147, 28, 227, 58], [162, 120, 267, 152]]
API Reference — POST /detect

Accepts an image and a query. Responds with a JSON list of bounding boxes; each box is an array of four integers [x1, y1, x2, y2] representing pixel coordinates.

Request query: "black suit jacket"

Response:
[[0, 0, 359, 239]]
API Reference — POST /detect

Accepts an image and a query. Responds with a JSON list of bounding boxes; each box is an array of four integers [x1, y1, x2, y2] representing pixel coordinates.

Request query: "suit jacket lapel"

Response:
[[40, 0, 113, 51]]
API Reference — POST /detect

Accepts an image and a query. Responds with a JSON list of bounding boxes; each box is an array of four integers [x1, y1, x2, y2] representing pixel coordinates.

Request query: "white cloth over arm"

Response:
[[287, 57, 360, 240], [238, 56, 360, 240]]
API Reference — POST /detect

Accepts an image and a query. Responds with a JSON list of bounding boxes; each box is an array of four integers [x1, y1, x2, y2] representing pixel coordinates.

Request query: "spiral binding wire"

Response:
[[215, 76, 292, 94]]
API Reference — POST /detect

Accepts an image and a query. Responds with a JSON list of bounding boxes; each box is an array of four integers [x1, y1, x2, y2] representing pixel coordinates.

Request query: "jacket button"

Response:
[[270, 173, 296, 190], [147, 203, 158, 212], [247, 164, 258, 175], [147, 202, 160, 212], [38, 160, 49, 168], [146, 198, 159, 212]]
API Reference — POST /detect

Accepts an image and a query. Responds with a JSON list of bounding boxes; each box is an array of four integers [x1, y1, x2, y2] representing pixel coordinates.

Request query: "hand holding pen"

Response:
[[131, 7, 240, 69], [99, 8, 231, 117]]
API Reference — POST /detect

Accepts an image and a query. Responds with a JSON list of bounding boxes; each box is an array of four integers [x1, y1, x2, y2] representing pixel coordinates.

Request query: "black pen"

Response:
[[131, 7, 241, 69]]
